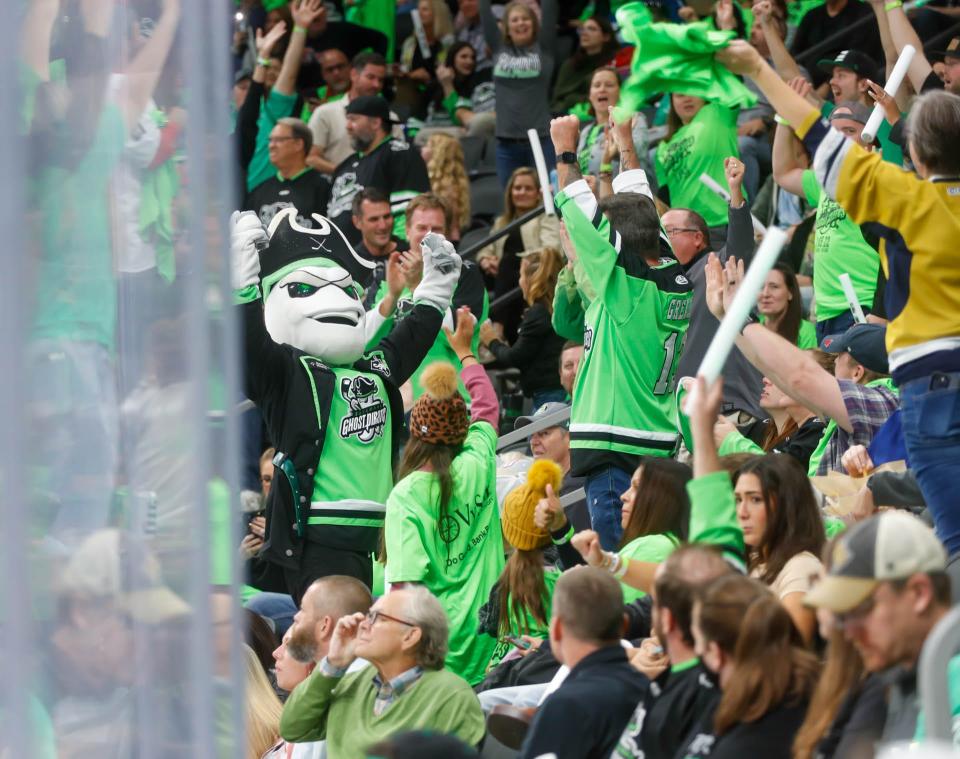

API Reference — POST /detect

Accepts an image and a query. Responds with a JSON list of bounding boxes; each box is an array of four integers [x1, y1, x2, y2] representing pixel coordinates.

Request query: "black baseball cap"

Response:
[[345, 95, 399, 124], [929, 36, 960, 62], [820, 322, 889, 375], [818, 49, 880, 81]]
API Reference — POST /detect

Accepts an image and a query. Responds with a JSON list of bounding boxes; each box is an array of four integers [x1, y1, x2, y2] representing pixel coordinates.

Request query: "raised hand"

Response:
[[723, 156, 746, 207], [256, 21, 288, 60], [716, 39, 764, 78], [230, 210, 268, 290], [533, 484, 567, 532], [704, 253, 727, 320], [549, 115, 581, 153], [443, 306, 478, 358], [290, 0, 325, 29], [386, 251, 406, 299], [864, 79, 900, 126]]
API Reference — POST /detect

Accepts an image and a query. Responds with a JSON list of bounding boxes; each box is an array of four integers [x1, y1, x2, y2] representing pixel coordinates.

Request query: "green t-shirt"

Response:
[[487, 567, 560, 669], [246, 88, 298, 192], [33, 103, 127, 347], [619, 532, 679, 603], [385, 422, 504, 685], [802, 169, 879, 322], [758, 314, 818, 349], [655, 102, 741, 227]]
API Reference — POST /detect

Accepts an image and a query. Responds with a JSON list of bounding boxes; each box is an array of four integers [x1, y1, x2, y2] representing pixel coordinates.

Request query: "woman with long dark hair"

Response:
[[433, 41, 496, 134], [550, 15, 621, 114], [733, 454, 825, 642], [384, 310, 503, 686], [758, 263, 816, 349], [679, 574, 820, 758]]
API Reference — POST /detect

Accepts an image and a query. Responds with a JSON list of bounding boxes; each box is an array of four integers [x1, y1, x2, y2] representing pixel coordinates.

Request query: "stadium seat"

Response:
[[469, 174, 504, 223]]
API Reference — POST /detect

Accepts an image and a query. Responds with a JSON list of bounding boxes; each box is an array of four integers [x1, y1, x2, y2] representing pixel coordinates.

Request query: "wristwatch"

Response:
[[556, 151, 578, 165]]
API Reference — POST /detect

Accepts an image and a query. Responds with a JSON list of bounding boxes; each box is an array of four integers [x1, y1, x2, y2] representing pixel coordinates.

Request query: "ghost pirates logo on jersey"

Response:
[[339, 375, 387, 443]]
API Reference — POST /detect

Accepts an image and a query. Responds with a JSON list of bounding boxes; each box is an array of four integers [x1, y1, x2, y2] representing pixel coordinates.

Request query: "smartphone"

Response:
[[499, 634, 532, 650]]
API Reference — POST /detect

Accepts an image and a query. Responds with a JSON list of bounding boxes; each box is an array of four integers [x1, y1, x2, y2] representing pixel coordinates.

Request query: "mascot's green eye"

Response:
[[287, 283, 319, 298]]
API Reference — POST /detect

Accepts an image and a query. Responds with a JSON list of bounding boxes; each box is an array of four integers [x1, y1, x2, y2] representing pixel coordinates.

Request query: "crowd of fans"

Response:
[[16, 0, 960, 756]]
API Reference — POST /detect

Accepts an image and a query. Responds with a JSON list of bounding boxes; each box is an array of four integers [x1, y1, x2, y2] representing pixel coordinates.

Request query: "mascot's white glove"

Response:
[[413, 232, 462, 314], [230, 210, 269, 291]]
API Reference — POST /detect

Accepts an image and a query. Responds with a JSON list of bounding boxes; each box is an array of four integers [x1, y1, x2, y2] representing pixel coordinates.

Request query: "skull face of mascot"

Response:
[[260, 209, 375, 365]]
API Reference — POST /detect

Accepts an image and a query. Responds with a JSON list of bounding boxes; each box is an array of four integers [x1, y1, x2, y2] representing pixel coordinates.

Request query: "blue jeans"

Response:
[[531, 387, 568, 411], [815, 310, 857, 344], [495, 136, 556, 190], [245, 591, 298, 639], [900, 371, 960, 557], [584, 465, 632, 550]]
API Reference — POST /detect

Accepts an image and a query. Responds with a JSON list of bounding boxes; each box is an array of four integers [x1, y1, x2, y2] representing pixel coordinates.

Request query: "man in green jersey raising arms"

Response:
[[549, 115, 693, 550]]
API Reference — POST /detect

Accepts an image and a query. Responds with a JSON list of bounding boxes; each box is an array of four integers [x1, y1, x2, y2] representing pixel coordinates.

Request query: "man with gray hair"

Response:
[[245, 116, 330, 229], [279, 586, 484, 756]]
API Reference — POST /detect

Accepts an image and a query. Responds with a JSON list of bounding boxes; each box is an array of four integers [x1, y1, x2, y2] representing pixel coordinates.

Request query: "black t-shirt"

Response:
[[790, 2, 883, 86], [326, 137, 430, 245], [614, 660, 720, 759], [244, 168, 331, 229], [357, 236, 409, 311], [677, 698, 808, 759]]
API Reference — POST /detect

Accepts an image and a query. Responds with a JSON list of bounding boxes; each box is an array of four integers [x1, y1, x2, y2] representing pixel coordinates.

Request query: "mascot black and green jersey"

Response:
[[231, 207, 461, 598], [555, 171, 693, 476]]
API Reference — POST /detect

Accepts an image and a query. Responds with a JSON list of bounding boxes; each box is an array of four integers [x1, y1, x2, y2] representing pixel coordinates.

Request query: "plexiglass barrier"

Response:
[[1, 1, 246, 755]]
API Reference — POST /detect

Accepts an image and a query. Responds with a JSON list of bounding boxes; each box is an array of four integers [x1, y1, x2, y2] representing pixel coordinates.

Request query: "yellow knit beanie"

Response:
[[501, 459, 563, 551]]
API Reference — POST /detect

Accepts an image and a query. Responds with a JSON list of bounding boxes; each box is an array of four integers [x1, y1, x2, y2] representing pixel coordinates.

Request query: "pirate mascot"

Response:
[[231, 207, 461, 600]]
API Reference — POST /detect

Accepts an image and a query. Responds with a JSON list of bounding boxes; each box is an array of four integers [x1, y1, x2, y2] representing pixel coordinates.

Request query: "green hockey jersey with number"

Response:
[[555, 174, 693, 477]]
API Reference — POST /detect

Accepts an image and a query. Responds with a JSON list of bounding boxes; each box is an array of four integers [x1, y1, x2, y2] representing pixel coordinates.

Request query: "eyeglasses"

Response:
[[364, 609, 416, 628], [664, 227, 700, 237]]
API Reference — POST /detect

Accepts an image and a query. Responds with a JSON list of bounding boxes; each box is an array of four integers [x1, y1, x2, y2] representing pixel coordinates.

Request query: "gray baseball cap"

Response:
[[514, 402, 570, 431]]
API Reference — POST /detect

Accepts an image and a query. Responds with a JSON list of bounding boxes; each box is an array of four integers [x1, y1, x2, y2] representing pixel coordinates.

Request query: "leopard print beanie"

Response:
[[410, 362, 470, 445]]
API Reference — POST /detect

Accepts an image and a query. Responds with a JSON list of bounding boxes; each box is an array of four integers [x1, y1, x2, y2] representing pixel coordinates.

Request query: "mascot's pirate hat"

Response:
[[258, 207, 376, 299]]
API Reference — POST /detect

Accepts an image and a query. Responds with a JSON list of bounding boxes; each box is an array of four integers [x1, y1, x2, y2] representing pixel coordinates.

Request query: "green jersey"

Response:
[[385, 422, 504, 685], [802, 169, 879, 322], [556, 175, 693, 476], [305, 364, 392, 544], [655, 102, 740, 227]]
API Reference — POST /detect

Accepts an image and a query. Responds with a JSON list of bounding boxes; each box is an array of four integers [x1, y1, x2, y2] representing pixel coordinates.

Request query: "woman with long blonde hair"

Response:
[[476, 166, 559, 340], [424, 133, 471, 239], [242, 643, 283, 759], [480, 247, 567, 408]]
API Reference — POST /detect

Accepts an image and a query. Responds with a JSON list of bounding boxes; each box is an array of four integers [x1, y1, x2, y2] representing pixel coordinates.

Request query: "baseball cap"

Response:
[[818, 49, 880, 81], [345, 95, 399, 124], [829, 100, 873, 125], [805, 511, 947, 613], [820, 322, 889, 375], [514, 401, 570, 431], [929, 36, 960, 62]]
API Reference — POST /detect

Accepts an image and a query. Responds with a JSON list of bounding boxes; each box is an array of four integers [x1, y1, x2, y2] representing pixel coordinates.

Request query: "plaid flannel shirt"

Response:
[[817, 379, 900, 475]]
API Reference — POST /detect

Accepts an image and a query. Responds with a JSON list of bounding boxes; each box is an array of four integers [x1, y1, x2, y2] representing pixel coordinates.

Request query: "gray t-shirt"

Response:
[[480, 0, 557, 139]]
